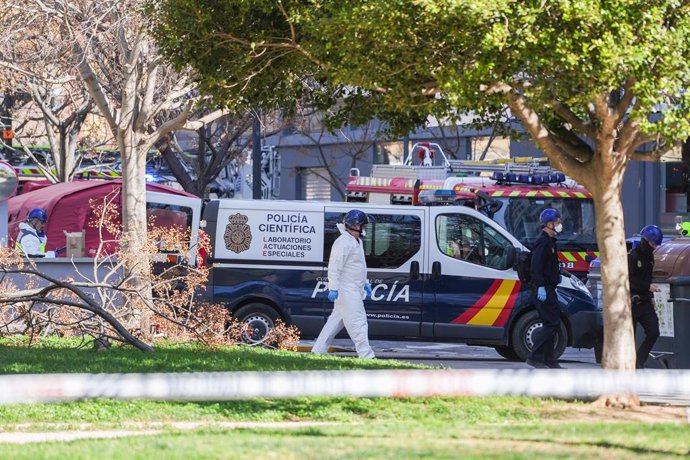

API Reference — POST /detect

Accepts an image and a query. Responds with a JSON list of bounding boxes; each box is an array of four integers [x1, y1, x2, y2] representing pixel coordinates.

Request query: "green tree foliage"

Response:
[[153, 0, 690, 139], [152, 0, 690, 375]]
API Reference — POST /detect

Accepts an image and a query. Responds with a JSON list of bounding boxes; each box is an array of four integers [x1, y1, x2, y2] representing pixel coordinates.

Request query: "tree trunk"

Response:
[[119, 137, 153, 338], [593, 191, 636, 370], [58, 127, 75, 182], [159, 142, 200, 195], [590, 150, 638, 406], [120, 142, 148, 249], [586, 145, 635, 371]]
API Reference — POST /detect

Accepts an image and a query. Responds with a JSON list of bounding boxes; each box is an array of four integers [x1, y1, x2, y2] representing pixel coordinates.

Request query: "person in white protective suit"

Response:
[[312, 209, 375, 358]]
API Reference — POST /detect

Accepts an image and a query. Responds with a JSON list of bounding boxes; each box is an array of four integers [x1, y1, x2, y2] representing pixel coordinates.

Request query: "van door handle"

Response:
[[432, 261, 441, 281], [410, 261, 419, 280]]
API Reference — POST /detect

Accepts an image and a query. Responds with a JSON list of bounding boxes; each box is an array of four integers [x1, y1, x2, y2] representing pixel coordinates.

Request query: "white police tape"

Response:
[[0, 369, 688, 404]]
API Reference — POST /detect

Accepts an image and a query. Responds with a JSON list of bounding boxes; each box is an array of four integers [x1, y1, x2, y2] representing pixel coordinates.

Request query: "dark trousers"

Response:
[[632, 297, 660, 369], [529, 286, 560, 364]]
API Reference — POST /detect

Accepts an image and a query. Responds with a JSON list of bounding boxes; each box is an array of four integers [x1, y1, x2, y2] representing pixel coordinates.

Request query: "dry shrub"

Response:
[[152, 302, 233, 347], [263, 320, 300, 351]]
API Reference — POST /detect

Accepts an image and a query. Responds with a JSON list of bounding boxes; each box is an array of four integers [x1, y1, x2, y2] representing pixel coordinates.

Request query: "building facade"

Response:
[[266, 120, 689, 238]]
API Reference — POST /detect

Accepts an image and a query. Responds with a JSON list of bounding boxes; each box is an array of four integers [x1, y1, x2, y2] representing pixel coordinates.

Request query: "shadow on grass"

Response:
[[0, 340, 424, 374], [0, 395, 411, 425], [478, 434, 690, 458]]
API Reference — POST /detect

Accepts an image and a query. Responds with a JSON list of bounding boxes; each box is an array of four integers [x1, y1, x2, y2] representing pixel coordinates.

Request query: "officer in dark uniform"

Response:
[[629, 225, 663, 369], [526, 208, 564, 369]]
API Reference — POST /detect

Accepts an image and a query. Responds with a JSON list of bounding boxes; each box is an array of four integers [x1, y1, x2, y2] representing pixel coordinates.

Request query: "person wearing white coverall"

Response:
[[312, 209, 375, 359]]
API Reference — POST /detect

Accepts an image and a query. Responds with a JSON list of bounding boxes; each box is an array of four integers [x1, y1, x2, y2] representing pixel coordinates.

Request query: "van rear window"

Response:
[[324, 212, 421, 269], [146, 203, 193, 250]]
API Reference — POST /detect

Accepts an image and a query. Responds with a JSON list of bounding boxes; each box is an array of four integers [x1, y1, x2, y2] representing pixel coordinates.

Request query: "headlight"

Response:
[[568, 275, 592, 298]]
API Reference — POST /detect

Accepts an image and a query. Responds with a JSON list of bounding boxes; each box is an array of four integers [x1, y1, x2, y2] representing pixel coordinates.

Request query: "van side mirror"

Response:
[[410, 260, 420, 280]]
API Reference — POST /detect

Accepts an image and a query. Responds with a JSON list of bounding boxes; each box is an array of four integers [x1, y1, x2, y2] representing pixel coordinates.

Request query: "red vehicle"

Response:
[[8, 180, 199, 257], [346, 143, 598, 279]]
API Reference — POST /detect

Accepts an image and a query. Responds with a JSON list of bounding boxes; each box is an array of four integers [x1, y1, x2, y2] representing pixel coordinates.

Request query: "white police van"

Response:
[[202, 199, 600, 361]]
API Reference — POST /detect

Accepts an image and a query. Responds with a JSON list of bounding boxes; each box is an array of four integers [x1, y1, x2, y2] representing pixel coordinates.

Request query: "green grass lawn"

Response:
[[0, 336, 424, 374], [0, 337, 687, 459]]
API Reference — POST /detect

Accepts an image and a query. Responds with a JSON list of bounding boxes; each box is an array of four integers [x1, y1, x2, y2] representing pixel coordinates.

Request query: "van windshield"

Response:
[[496, 197, 597, 251]]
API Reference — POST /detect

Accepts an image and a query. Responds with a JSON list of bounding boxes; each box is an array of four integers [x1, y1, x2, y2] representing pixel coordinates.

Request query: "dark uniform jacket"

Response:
[[629, 239, 655, 296], [531, 230, 560, 288]]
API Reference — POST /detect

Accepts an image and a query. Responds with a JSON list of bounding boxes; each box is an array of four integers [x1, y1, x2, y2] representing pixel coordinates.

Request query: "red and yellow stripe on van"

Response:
[[450, 279, 521, 327], [488, 189, 592, 199]]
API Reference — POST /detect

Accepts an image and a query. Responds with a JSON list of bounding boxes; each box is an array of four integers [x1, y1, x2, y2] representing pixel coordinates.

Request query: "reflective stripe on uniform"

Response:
[[14, 228, 35, 254]]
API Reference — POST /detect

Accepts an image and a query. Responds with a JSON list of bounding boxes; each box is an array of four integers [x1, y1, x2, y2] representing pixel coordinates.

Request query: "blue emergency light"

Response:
[[417, 189, 456, 205], [491, 171, 566, 185]]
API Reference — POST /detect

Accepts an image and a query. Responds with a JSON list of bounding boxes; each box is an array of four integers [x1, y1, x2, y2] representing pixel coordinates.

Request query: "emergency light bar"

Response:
[[416, 189, 479, 207], [492, 171, 566, 185], [416, 189, 455, 205], [447, 156, 565, 183]]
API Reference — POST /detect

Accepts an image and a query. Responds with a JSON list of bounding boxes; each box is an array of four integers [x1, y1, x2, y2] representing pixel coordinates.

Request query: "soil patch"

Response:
[[545, 403, 689, 424]]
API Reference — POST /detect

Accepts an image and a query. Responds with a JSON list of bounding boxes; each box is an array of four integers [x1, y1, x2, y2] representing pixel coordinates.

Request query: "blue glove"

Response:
[[364, 283, 372, 299], [328, 290, 339, 302], [537, 286, 547, 302]]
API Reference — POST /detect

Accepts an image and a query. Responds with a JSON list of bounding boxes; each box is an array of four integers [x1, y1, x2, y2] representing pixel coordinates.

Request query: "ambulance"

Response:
[[202, 198, 601, 361], [347, 143, 599, 279]]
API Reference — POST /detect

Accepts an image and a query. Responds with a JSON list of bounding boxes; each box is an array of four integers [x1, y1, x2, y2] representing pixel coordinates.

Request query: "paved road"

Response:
[[301, 339, 599, 369]]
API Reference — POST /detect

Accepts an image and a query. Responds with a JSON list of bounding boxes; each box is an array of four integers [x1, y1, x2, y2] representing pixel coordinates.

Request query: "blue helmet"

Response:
[[640, 225, 663, 246], [343, 209, 368, 230], [27, 208, 48, 222], [539, 208, 561, 226]]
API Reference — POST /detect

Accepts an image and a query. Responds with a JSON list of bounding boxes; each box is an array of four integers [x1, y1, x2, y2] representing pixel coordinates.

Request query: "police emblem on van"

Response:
[[224, 213, 252, 253]]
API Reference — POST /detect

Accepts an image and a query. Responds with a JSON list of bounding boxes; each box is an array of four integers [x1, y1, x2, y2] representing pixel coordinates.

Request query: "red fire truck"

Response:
[[346, 143, 598, 279]]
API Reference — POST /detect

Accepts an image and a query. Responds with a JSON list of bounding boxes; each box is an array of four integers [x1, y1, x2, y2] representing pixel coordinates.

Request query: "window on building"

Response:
[[374, 141, 406, 165], [298, 168, 331, 201], [324, 212, 421, 269], [470, 136, 511, 161], [664, 160, 689, 213]]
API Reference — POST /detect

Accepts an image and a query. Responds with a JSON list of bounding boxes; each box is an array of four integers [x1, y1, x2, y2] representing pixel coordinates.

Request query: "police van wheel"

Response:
[[511, 310, 567, 362], [234, 304, 279, 345], [493, 345, 520, 361]]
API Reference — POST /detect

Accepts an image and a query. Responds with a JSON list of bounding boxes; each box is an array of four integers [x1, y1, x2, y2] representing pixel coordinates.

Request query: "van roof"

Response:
[[347, 175, 592, 199]]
